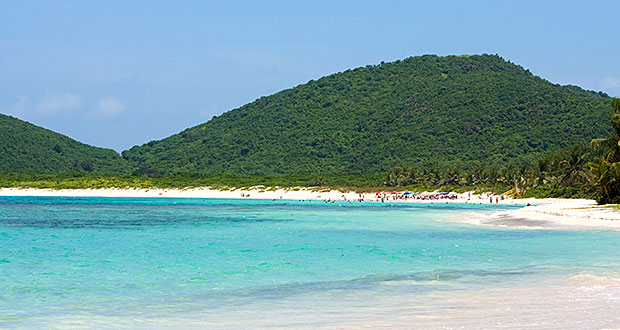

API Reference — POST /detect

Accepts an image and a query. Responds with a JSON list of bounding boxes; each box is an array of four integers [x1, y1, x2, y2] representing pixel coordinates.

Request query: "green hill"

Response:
[[123, 54, 611, 176], [0, 114, 129, 174]]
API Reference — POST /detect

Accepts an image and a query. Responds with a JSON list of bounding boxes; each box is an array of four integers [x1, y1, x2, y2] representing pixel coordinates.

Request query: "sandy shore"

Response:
[[491, 198, 620, 230], [2, 187, 620, 230], [0, 187, 489, 202], [0, 187, 383, 201]]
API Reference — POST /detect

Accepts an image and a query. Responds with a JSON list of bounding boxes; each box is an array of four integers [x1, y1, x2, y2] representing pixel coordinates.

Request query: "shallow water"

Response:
[[1, 197, 619, 328]]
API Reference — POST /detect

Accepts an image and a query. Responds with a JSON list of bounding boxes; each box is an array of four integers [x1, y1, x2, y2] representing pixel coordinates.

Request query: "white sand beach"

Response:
[[0, 186, 487, 202], [493, 198, 620, 230], [2, 187, 620, 230], [0, 186, 372, 201]]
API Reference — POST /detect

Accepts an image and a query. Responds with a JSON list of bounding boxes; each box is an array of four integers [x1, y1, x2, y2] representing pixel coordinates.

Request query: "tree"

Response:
[[590, 98, 620, 204], [592, 98, 620, 163], [532, 158, 549, 186], [590, 159, 620, 204], [557, 145, 592, 187]]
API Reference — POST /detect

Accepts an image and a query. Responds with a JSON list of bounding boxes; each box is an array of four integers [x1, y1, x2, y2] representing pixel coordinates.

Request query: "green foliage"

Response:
[[123, 54, 611, 176], [0, 172, 383, 190], [385, 142, 598, 199], [589, 98, 620, 204], [0, 114, 130, 174], [522, 182, 596, 199], [0, 55, 613, 197], [0, 141, 601, 197]]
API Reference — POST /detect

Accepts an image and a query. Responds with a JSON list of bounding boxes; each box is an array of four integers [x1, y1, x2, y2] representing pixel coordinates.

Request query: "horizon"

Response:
[[1, 1, 619, 152]]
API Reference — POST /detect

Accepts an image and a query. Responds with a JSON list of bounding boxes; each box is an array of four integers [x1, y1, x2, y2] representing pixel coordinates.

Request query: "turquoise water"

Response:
[[1, 196, 620, 328]]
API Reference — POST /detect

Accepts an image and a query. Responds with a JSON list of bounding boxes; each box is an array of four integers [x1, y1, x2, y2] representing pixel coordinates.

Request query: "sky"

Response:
[[1, 0, 619, 152]]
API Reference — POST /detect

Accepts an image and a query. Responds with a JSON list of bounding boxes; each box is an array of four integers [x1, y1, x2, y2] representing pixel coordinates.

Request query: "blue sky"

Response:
[[1, 0, 619, 152]]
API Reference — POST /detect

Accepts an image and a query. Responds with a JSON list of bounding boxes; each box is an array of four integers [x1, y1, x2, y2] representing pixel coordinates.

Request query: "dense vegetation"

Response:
[[384, 96, 620, 203], [589, 98, 620, 204], [385, 142, 599, 199], [0, 55, 615, 202], [0, 142, 596, 197], [0, 172, 382, 190], [123, 54, 611, 176], [0, 114, 130, 174]]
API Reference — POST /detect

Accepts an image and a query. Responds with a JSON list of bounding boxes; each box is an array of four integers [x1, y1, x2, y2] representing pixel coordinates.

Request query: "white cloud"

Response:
[[600, 77, 620, 89], [87, 96, 126, 119], [1, 93, 128, 121], [1, 92, 82, 120], [597, 77, 620, 97], [198, 104, 220, 118], [1, 95, 33, 118], [35, 92, 82, 117]]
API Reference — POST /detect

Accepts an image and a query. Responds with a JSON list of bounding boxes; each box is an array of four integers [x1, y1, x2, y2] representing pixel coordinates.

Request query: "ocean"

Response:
[[1, 196, 620, 329]]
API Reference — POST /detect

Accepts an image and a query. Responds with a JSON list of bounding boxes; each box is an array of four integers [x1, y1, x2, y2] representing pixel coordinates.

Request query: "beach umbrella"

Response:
[[403, 192, 413, 195]]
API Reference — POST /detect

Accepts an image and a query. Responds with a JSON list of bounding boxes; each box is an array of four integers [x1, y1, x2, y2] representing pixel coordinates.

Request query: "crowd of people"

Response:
[[374, 191, 459, 202], [238, 190, 507, 204]]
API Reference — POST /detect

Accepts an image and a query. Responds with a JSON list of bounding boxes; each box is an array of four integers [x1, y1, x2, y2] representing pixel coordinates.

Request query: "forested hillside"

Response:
[[123, 54, 611, 176], [0, 114, 129, 174]]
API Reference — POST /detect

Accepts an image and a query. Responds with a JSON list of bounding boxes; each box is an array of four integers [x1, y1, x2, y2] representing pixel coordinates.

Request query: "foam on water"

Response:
[[1, 196, 620, 328]]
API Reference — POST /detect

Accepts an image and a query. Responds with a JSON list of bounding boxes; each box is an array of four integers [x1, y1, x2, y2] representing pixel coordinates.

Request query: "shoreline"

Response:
[[2, 187, 620, 230], [494, 198, 620, 230], [0, 186, 508, 203]]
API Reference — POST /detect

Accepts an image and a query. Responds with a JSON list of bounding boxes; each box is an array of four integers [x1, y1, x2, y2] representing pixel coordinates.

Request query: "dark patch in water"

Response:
[[0, 215, 290, 229], [482, 214, 552, 228], [123, 267, 545, 316]]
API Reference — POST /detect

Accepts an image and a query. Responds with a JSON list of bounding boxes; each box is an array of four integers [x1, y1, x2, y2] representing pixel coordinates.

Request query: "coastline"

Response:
[[2, 187, 620, 230], [494, 198, 620, 230], [3, 188, 620, 329], [0, 186, 498, 202]]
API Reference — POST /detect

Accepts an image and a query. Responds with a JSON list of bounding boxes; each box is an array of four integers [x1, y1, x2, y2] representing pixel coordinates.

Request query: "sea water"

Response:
[[1, 196, 620, 329]]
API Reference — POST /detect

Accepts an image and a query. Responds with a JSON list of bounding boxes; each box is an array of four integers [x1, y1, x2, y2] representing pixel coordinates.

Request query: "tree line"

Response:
[[385, 98, 620, 204]]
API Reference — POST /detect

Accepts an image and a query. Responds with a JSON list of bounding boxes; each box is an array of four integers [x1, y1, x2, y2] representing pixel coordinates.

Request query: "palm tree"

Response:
[[557, 144, 592, 187], [441, 166, 461, 185], [485, 167, 500, 185], [532, 158, 549, 186], [590, 158, 620, 204], [591, 98, 620, 163], [589, 98, 620, 204]]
